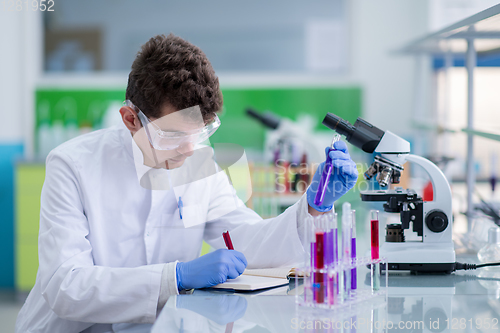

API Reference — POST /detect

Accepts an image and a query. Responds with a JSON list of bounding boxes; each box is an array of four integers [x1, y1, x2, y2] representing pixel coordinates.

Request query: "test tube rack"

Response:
[[296, 212, 388, 310], [295, 289, 388, 332]]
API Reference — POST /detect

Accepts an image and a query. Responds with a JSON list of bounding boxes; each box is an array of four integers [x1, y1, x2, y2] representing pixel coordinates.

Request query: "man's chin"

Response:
[[165, 158, 186, 169]]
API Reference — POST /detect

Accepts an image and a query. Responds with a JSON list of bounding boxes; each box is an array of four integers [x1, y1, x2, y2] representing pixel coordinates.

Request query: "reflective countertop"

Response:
[[109, 254, 500, 333]]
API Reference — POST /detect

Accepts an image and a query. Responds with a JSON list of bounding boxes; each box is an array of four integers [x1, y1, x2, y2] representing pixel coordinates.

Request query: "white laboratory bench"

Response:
[[105, 253, 500, 333]]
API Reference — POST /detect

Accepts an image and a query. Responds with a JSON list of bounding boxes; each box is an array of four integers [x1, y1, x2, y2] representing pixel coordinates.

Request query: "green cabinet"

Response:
[[15, 164, 45, 292], [36, 87, 362, 153]]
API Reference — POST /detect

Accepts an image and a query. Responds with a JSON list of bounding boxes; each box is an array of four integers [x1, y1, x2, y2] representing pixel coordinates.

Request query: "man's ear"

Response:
[[120, 106, 141, 133]]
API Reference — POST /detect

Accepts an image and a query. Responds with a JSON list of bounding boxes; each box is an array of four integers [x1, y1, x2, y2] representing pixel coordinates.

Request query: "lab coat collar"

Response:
[[120, 127, 219, 191], [118, 127, 155, 184]]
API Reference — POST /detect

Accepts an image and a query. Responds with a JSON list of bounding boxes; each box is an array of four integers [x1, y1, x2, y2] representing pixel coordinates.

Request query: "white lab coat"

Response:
[[15, 125, 311, 333]]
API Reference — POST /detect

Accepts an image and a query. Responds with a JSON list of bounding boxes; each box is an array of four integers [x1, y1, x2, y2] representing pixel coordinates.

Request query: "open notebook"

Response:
[[210, 267, 300, 291], [242, 267, 298, 279]]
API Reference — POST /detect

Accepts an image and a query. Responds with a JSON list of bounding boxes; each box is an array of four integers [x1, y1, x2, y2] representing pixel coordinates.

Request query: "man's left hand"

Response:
[[306, 141, 358, 212]]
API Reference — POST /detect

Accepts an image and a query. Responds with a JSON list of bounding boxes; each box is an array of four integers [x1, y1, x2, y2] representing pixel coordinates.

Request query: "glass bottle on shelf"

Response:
[[478, 227, 500, 299], [478, 227, 500, 264]]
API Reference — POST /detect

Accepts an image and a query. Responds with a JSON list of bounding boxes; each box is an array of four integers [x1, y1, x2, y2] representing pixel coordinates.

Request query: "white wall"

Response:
[[349, 0, 430, 138], [0, 11, 24, 143], [45, 0, 347, 72], [0, 9, 42, 154], [219, 0, 437, 143]]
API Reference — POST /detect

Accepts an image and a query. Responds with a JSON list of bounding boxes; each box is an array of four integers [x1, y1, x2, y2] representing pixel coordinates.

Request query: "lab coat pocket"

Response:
[[180, 204, 207, 228], [159, 207, 206, 262]]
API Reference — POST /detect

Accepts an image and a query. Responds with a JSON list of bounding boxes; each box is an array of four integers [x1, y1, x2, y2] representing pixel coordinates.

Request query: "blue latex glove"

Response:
[[307, 141, 358, 212], [176, 249, 247, 290]]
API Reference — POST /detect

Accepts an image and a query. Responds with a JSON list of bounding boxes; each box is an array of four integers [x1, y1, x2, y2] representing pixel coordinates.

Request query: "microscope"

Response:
[[323, 113, 456, 273], [246, 107, 328, 164]]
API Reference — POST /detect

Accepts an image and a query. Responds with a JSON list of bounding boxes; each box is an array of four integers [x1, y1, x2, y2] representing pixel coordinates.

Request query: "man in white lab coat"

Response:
[[16, 34, 358, 333]]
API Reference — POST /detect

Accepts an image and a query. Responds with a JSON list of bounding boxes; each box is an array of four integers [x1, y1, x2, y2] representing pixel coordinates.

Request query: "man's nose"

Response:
[[176, 142, 195, 156]]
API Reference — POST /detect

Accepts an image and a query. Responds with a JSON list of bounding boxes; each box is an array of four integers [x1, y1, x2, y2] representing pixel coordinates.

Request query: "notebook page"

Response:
[[211, 275, 288, 291], [242, 267, 292, 279]]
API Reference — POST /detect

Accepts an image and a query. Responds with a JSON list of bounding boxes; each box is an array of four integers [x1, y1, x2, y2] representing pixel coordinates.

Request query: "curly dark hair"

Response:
[[126, 34, 223, 121]]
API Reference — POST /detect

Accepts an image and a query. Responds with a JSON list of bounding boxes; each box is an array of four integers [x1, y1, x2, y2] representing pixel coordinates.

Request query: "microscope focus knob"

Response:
[[425, 210, 448, 233]]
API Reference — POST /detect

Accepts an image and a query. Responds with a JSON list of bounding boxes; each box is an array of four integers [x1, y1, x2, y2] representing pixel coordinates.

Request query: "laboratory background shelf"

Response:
[[397, 3, 500, 229], [461, 128, 500, 142], [399, 4, 500, 55]]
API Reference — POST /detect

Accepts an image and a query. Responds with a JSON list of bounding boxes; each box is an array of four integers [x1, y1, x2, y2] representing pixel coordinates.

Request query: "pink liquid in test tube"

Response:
[[370, 210, 379, 260], [370, 210, 380, 291], [314, 230, 325, 303]]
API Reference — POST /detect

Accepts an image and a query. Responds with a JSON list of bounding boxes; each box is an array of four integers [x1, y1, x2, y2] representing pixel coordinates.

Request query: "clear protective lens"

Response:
[[128, 100, 220, 150], [150, 117, 220, 150]]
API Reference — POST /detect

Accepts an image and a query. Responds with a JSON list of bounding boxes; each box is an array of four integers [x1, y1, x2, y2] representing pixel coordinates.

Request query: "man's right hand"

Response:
[[176, 249, 247, 291]]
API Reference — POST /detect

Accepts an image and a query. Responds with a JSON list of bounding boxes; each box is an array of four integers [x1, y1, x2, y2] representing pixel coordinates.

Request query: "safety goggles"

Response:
[[125, 100, 221, 151]]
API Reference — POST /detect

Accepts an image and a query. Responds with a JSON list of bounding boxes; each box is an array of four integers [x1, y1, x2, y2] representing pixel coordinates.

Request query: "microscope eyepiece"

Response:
[[246, 108, 280, 130], [322, 113, 355, 138], [322, 113, 385, 153]]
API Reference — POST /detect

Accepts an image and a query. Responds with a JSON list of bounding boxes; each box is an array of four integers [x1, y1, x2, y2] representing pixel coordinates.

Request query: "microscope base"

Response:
[[380, 241, 456, 274], [384, 262, 456, 274]]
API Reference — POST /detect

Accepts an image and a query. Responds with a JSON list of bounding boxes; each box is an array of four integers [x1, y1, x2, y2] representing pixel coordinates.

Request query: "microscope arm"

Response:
[[405, 154, 453, 243], [405, 154, 452, 208]]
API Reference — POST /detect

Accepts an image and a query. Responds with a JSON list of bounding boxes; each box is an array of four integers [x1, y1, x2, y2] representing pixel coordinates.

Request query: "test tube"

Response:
[[284, 142, 292, 193], [325, 213, 336, 305], [313, 217, 326, 303], [274, 141, 281, 192], [303, 216, 314, 304], [313, 135, 341, 206], [351, 209, 357, 290], [303, 216, 313, 269], [333, 213, 339, 296], [370, 210, 379, 260], [325, 214, 333, 270], [491, 152, 497, 196], [370, 210, 380, 291], [342, 202, 352, 293]]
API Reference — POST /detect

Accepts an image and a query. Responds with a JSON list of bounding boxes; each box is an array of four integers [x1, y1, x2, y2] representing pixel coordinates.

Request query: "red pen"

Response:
[[222, 230, 234, 250], [222, 230, 235, 333], [225, 322, 234, 333]]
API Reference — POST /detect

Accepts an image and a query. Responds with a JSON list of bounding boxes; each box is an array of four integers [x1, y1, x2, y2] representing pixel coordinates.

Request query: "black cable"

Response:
[[454, 262, 476, 271], [454, 261, 500, 271], [477, 262, 500, 268]]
